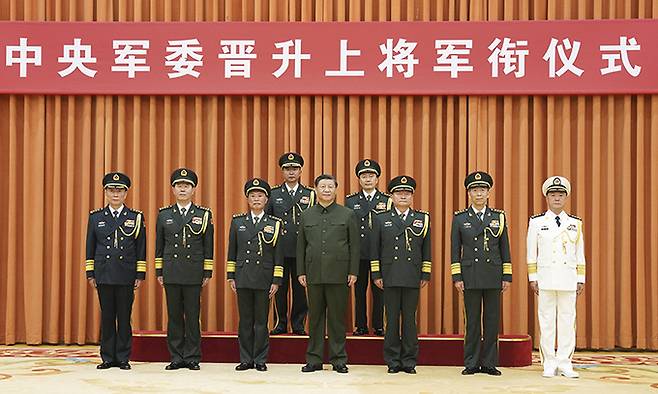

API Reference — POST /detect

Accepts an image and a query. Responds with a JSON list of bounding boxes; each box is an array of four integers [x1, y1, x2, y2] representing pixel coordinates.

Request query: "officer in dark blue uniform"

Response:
[[266, 152, 315, 335], [156, 168, 214, 371], [228, 178, 284, 372], [86, 172, 146, 370], [370, 175, 431, 374], [451, 171, 512, 376], [345, 159, 391, 336]]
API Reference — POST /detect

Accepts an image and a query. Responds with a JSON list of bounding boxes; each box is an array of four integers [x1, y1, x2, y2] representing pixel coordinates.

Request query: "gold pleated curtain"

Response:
[[0, 0, 657, 350]]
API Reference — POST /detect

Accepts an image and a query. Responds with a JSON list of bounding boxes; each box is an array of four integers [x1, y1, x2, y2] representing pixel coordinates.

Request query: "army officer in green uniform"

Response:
[[370, 175, 431, 374], [227, 178, 284, 372], [297, 174, 359, 374], [451, 171, 512, 376], [156, 168, 214, 371], [86, 172, 146, 370]]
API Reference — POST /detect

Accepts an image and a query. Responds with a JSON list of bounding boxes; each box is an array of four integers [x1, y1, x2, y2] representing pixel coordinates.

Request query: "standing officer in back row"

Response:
[[345, 159, 391, 336], [156, 168, 214, 371], [86, 172, 146, 370], [527, 176, 585, 379], [267, 152, 315, 335], [370, 175, 431, 374], [451, 171, 511, 376], [227, 178, 284, 372]]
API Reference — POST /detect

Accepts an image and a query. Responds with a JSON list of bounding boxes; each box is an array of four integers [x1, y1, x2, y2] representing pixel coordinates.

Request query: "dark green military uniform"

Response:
[[156, 168, 214, 368], [370, 176, 431, 371], [86, 172, 146, 368], [345, 159, 392, 334], [266, 153, 315, 334], [451, 171, 512, 373], [227, 178, 284, 367], [297, 201, 359, 367]]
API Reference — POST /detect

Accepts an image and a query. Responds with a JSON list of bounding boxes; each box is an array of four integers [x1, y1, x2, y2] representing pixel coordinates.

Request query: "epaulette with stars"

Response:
[[159, 204, 174, 211], [530, 212, 545, 219], [415, 209, 431, 217], [491, 208, 506, 214], [89, 207, 103, 214], [267, 214, 283, 222], [196, 205, 212, 212], [346, 191, 359, 199], [568, 214, 582, 221], [232, 212, 247, 218], [454, 208, 468, 216]]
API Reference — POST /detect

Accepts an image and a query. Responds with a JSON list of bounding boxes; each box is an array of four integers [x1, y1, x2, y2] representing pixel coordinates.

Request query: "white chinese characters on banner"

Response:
[[325, 40, 365, 77], [218, 40, 256, 78], [600, 36, 641, 77], [433, 40, 473, 78], [112, 40, 150, 78], [272, 39, 311, 78], [58, 38, 97, 78], [6, 37, 41, 78], [165, 39, 203, 79], [542, 38, 584, 78], [488, 38, 528, 78], [378, 38, 419, 78]]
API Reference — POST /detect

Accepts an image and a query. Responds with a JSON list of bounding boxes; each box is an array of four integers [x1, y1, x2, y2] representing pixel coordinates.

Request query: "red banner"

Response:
[[0, 20, 656, 95]]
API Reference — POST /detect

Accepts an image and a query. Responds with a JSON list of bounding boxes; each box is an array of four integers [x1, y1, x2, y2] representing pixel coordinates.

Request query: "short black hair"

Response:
[[314, 174, 338, 187]]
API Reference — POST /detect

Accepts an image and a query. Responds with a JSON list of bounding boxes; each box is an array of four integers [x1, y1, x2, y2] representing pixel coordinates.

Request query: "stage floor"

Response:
[[0, 346, 657, 393]]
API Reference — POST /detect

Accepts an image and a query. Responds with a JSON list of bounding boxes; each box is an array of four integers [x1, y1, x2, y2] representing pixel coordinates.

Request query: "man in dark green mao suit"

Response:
[[297, 174, 360, 374]]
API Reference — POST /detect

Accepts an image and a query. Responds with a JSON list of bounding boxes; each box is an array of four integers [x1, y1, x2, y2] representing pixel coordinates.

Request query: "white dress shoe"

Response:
[[542, 367, 557, 378], [559, 368, 579, 378]]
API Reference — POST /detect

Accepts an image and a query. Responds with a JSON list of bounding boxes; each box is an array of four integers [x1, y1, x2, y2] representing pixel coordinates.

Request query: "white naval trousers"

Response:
[[538, 289, 577, 369]]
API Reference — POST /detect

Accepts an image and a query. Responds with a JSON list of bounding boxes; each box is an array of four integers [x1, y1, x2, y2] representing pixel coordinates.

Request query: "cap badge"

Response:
[[553, 177, 561, 185], [253, 179, 260, 186], [475, 173, 482, 180], [401, 177, 407, 184], [181, 169, 188, 176], [364, 160, 370, 166], [113, 174, 120, 181], [288, 154, 294, 160]]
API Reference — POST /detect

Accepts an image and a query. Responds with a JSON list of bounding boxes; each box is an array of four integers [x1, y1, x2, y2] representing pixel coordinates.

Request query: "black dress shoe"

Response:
[[461, 367, 479, 375], [403, 366, 417, 374], [301, 363, 323, 372], [255, 363, 267, 372], [387, 366, 400, 374], [373, 328, 385, 336], [117, 361, 131, 370], [165, 362, 185, 370], [188, 362, 201, 370], [292, 329, 307, 335], [332, 364, 349, 373], [235, 362, 254, 371], [270, 327, 287, 335], [96, 361, 114, 370], [352, 327, 368, 336], [481, 366, 502, 376]]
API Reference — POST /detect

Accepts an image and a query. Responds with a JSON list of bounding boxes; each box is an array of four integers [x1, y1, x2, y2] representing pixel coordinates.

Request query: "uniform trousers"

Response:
[[463, 289, 500, 369], [97, 284, 134, 364], [383, 287, 419, 368], [237, 288, 270, 364], [164, 284, 202, 364], [273, 257, 308, 331], [354, 258, 383, 330], [305, 284, 349, 365], [538, 289, 577, 370]]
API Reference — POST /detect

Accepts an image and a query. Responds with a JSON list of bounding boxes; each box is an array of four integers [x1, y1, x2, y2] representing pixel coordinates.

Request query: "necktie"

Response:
[[289, 189, 295, 197], [254, 216, 260, 225], [113, 211, 119, 219], [366, 195, 372, 202], [555, 216, 561, 227], [399, 213, 406, 221], [477, 212, 484, 222], [181, 207, 187, 217]]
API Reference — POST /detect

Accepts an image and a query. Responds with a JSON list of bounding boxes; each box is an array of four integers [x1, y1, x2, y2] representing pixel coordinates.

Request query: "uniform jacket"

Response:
[[344, 190, 392, 260], [85, 205, 146, 285], [451, 206, 512, 289], [527, 210, 586, 291], [226, 212, 284, 290], [155, 203, 214, 285], [370, 209, 431, 288], [296, 202, 360, 285], [266, 183, 316, 258]]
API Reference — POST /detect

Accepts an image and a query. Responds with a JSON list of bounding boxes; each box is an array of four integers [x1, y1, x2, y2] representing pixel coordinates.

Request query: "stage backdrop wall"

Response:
[[1, 0, 657, 350]]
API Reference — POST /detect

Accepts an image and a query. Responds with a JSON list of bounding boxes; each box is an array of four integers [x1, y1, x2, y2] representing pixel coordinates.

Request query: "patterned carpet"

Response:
[[0, 346, 657, 393]]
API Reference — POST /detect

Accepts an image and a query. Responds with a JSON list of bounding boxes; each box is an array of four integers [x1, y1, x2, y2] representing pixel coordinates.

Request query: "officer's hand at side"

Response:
[[576, 282, 584, 295], [87, 278, 97, 288], [529, 281, 539, 295], [454, 281, 464, 292], [347, 275, 357, 287], [134, 279, 142, 289], [420, 280, 428, 288], [228, 279, 236, 293], [202, 277, 210, 287], [298, 275, 307, 288], [157, 276, 164, 287], [374, 279, 384, 290], [269, 284, 279, 298], [501, 281, 511, 293]]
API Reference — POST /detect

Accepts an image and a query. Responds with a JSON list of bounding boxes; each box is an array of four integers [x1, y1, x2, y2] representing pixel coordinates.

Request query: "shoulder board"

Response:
[[196, 205, 212, 212], [159, 204, 174, 211], [272, 183, 283, 189], [267, 214, 282, 222], [415, 209, 430, 216], [530, 212, 545, 219], [306, 186, 316, 192], [128, 208, 143, 215], [454, 208, 468, 216], [568, 214, 582, 221], [346, 192, 359, 199], [381, 192, 391, 197], [89, 207, 103, 214], [232, 212, 247, 218], [491, 208, 506, 214]]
